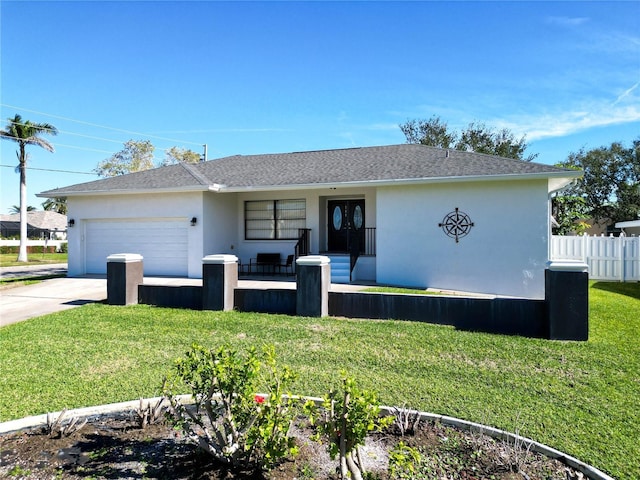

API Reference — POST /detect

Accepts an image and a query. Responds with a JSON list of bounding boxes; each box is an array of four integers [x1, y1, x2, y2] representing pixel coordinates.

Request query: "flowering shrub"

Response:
[[304, 373, 394, 480], [164, 344, 299, 470]]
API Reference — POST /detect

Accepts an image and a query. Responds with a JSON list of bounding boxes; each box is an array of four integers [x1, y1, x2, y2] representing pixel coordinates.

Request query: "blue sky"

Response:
[[1, 1, 639, 212]]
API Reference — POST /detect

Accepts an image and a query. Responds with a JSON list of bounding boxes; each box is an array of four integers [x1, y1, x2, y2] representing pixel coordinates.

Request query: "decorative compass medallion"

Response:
[[439, 208, 474, 243]]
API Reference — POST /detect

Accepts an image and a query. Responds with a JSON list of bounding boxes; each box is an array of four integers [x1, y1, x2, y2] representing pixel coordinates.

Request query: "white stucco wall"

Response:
[[203, 192, 238, 258], [66, 187, 379, 279], [66, 179, 549, 295], [66, 192, 205, 277], [376, 179, 550, 298]]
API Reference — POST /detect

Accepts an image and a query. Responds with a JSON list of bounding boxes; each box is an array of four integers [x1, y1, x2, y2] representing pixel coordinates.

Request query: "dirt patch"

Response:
[[0, 412, 584, 479]]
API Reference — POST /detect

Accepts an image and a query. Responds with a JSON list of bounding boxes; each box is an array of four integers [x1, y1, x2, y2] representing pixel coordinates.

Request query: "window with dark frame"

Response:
[[245, 199, 306, 240]]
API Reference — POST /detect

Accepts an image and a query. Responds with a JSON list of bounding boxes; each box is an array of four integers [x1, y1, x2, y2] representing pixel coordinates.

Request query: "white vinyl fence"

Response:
[[551, 235, 640, 282]]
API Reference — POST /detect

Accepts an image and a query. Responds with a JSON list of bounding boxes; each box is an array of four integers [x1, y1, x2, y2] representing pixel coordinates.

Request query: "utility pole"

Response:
[[202, 144, 208, 163]]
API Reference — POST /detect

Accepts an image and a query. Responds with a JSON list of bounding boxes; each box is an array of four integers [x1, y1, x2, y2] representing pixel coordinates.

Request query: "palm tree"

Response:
[[9, 205, 36, 214], [42, 197, 67, 215], [0, 114, 58, 261]]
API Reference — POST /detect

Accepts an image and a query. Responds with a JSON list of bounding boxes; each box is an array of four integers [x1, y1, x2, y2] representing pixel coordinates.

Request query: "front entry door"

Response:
[[328, 200, 365, 252]]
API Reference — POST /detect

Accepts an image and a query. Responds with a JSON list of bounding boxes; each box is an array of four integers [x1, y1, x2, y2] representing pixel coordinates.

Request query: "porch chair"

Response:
[[279, 254, 295, 276]]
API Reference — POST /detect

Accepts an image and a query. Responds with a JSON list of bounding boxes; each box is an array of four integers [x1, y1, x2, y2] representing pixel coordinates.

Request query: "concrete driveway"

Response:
[[0, 267, 107, 327], [0, 264, 374, 328]]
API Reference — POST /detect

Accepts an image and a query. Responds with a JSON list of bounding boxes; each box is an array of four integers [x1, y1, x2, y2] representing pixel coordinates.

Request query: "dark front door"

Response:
[[328, 200, 365, 252]]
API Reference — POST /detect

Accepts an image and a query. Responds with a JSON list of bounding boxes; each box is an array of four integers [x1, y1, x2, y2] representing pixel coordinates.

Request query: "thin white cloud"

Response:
[[491, 78, 640, 141], [496, 105, 640, 142], [546, 16, 590, 27], [337, 111, 349, 124], [338, 131, 357, 146], [148, 128, 293, 134], [613, 81, 640, 105], [362, 123, 399, 131], [584, 31, 640, 57]]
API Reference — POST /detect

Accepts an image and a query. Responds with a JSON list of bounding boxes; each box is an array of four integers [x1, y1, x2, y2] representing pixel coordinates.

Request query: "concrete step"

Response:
[[328, 255, 350, 284]]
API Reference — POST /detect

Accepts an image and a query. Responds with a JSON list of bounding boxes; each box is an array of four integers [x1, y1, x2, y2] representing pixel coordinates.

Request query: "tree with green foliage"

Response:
[[159, 146, 201, 166], [0, 114, 58, 262], [399, 116, 456, 149], [96, 141, 202, 176], [400, 116, 537, 161], [555, 139, 640, 228], [94, 139, 155, 177], [550, 193, 591, 235], [42, 197, 68, 215]]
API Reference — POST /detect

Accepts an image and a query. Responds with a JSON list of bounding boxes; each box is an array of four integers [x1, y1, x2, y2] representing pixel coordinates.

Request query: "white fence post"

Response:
[[625, 236, 640, 282], [551, 234, 640, 282], [619, 235, 624, 282]]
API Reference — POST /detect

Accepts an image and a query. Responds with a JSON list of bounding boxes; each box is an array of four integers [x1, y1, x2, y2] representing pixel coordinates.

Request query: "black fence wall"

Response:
[[136, 285, 549, 339]]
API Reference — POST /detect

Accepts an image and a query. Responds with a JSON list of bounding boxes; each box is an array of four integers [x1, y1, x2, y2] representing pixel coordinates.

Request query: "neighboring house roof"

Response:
[[0, 211, 68, 230], [38, 144, 580, 198], [615, 220, 640, 229]]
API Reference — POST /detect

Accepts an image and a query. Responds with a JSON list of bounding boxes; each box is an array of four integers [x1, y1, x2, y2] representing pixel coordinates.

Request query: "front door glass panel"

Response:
[[353, 205, 363, 230], [333, 205, 343, 231]]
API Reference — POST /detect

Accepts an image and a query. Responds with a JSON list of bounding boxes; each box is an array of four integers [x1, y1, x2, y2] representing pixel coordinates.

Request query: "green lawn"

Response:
[[362, 286, 442, 295], [0, 252, 67, 267], [0, 282, 638, 479]]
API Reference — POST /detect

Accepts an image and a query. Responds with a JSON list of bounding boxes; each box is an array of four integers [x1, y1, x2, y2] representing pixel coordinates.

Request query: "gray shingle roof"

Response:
[[39, 144, 577, 197], [0, 211, 67, 230], [39, 162, 211, 196]]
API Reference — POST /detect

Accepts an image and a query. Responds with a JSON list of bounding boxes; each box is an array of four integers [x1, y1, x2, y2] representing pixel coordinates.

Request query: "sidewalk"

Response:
[[0, 263, 68, 280]]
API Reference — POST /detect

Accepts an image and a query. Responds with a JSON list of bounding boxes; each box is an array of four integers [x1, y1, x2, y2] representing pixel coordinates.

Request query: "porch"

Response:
[[234, 191, 377, 285], [237, 225, 377, 284]]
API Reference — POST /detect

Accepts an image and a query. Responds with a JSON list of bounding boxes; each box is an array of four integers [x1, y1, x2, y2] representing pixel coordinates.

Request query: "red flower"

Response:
[[254, 394, 266, 404]]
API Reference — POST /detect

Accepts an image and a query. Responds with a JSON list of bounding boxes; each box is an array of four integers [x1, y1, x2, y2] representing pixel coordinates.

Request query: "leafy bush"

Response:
[[0, 245, 58, 254], [388, 442, 422, 479], [164, 344, 299, 471], [305, 373, 394, 480]]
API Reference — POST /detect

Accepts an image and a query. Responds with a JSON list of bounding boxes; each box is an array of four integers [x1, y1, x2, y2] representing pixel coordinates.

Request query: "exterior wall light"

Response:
[[191, 217, 197, 226], [68, 219, 75, 227]]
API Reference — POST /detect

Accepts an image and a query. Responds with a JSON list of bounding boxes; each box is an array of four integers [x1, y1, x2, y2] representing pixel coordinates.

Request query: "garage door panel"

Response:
[[85, 219, 188, 276]]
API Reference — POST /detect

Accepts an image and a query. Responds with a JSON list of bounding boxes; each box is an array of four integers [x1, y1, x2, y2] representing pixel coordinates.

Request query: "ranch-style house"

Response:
[[39, 144, 580, 299]]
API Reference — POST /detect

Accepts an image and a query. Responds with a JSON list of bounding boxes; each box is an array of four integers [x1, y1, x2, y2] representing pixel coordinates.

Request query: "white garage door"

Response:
[[85, 219, 188, 276]]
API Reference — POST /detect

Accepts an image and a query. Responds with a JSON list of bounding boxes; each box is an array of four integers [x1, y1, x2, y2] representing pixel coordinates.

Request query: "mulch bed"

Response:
[[0, 411, 585, 479]]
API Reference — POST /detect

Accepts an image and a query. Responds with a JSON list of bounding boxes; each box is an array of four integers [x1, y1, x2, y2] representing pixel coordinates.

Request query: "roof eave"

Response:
[[615, 220, 640, 228], [37, 171, 581, 197], [36, 185, 211, 198], [547, 171, 583, 194], [219, 171, 583, 193]]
